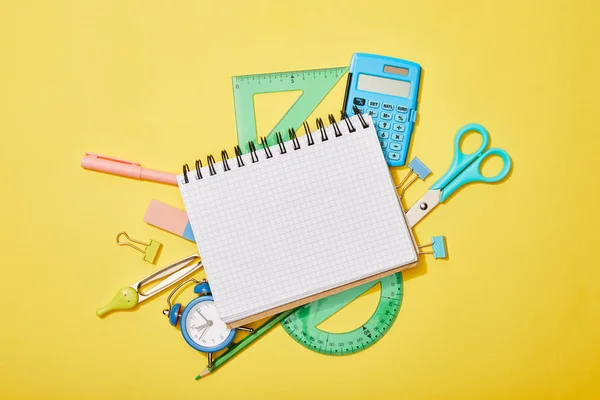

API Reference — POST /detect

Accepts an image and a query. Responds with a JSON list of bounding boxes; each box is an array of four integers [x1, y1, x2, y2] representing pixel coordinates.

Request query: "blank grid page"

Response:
[[178, 115, 417, 323]]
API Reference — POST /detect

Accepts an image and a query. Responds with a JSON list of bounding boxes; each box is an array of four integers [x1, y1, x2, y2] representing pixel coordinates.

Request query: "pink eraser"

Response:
[[144, 200, 194, 241]]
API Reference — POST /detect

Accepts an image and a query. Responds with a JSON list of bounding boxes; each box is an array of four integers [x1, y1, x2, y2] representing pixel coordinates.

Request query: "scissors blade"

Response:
[[405, 189, 442, 228]]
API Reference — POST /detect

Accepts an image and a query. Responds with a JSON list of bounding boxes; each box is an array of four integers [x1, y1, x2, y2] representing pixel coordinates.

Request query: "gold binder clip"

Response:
[[116, 231, 163, 264]]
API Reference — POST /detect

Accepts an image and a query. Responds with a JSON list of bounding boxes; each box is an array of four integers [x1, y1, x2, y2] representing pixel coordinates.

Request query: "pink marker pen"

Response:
[[81, 153, 178, 186]]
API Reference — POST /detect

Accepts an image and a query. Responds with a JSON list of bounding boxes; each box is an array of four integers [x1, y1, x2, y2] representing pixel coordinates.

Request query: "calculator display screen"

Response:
[[357, 74, 410, 98]]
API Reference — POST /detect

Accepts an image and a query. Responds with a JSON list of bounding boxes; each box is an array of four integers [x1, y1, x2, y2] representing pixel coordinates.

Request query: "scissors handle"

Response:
[[440, 147, 512, 201], [431, 123, 490, 192], [432, 124, 512, 202]]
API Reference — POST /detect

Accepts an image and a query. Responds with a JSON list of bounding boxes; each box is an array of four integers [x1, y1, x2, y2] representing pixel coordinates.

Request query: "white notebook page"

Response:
[[178, 115, 417, 324]]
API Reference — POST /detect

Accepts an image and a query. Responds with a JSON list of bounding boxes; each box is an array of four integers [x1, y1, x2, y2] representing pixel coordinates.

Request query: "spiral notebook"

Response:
[[178, 114, 418, 327]]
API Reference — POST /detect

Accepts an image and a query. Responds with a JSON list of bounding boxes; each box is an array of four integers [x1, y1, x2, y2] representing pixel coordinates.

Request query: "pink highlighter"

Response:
[[81, 153, 178, 186]]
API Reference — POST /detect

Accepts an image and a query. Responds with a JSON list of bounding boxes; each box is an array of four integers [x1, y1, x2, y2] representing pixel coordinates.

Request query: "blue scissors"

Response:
[[406, 123, 512, 227]]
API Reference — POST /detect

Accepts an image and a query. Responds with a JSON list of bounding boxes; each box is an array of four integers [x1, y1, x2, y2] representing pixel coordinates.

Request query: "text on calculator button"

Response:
[[367, 110, 378, 118], [377, 130, 390, 139], [394, 114, 407, 123], [380, 112, 392, 120], [353, 97, 366, 106], [389, 142, 402, 151], [378, 121, 390, 129], [391, 133, 404, 142], [382, 103, 393, 111], [396, 105, 408, 113], [387, 151, 400, 160], [367, 100, 380, 108], [392, 124, 406, 132]]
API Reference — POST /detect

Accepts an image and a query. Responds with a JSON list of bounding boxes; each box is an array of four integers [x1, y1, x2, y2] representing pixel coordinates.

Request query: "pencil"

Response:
[[196, 308, 296, 380]]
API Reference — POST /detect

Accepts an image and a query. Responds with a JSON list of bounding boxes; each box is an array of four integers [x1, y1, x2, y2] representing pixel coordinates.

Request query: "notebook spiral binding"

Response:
[[182, 106, 369, 184]]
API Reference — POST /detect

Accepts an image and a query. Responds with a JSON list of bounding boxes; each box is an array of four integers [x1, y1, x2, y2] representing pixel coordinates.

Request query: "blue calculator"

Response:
[[343, 53, 422, 167]]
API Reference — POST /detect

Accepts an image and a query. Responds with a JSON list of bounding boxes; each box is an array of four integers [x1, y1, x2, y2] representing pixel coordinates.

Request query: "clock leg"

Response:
[[237, 326, 254, 333], [208, 352, 213, 368]]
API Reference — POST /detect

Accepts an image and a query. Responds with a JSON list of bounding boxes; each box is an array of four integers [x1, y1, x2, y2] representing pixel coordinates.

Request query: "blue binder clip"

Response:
[[396, 157, 431, 198], [419, 236, 448, 259], [409, 157, 431, 180]]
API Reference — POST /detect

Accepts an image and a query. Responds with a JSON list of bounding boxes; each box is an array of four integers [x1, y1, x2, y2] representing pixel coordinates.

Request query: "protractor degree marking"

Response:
[[281, 273, 404, 356]]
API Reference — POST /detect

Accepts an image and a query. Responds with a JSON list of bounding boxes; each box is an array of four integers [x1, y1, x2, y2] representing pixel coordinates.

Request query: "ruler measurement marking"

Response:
[[282, 273, 403, 356], [233, 67, 348, 153]]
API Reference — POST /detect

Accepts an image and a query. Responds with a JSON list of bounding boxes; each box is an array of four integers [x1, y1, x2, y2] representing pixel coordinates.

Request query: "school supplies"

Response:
[[144, 200, 195, 242], [141, 200, 434, 355], [396, 157, 432, 198], [233, 67, 348, 152], [406, 123, 512, 227], [164, 279, 253, 368], [282, 273, 403, 355], [177, 114, 418, 327], [197, 308, 296, 380], [81, 153, 178, 186], [418, 236, 448, 259], [343, 53, 421, 167], [96, 254, 202, 317], [116, 231, 163, 264], [280, 154, 447, 355]]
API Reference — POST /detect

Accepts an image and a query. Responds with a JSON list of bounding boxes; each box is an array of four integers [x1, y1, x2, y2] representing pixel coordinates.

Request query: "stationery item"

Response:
[[143, 201, 413, 355], [178, 113, 419, 327], [406, 123, 512, 227], [283, 232, 447, 355], [396, 157, 431, 198], [197, 308, 296, 380], [163, 279, 253, 368], [144, 200, 195, 242], [418, 236, 448, 259], [233, 67, 348, 152], [96, 254, 202, 317], [116, 231, 163, 264], [343, 53, 422, 167], [81, 153, 178, 186], [282, 273, 403, 355]]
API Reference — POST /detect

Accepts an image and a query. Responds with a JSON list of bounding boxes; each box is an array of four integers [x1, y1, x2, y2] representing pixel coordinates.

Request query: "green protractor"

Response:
[[281, 273, 403, 355]]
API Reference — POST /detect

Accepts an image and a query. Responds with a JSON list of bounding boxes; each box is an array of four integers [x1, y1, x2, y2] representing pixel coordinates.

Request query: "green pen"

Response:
[[196, 308, 296, 380]]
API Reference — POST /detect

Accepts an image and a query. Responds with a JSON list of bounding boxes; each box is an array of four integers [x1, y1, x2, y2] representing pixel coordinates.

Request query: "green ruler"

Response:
[[232, 67, 348, 152], [281, 273, 403, 355]]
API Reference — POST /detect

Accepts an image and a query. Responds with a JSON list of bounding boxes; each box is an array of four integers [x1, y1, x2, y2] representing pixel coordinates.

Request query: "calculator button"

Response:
[[378, 121, 391, 129], [382, 103, 393, 111], [387, 151, 400, 161], [380, 141, 388, 149], [396, 105, 409, 113], [393, 124, 406, 132], [367, 100, 380, 108], [394, 114, 407, 123], [366, 109, 378, 118], [377, 130, 390, 139], [355, 107, 364, 114], [391, 133, 404, 142], [390, 142, 402, 151], [353, 97, 366, 106], [380, 112, 392, 120]]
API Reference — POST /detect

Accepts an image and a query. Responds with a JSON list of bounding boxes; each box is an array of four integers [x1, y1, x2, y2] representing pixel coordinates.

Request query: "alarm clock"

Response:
[[163, 279, 253, 367]]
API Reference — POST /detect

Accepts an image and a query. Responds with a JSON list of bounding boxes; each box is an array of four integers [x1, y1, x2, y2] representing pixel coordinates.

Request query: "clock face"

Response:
[[183, 299, 232, 350]]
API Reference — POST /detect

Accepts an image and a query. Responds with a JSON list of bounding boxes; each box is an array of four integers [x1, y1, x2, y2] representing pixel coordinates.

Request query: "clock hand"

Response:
[[194, 323, 207, 330], [196, 310, 209, 323], [198, 325, 209, 341]]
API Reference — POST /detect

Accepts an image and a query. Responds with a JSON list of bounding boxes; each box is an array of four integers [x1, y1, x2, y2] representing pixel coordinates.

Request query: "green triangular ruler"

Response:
[[232, 67, 348, 153]]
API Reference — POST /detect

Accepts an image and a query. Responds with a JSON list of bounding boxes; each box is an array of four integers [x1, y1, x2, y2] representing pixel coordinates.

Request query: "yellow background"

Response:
[[1, 0, 599, 398]]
